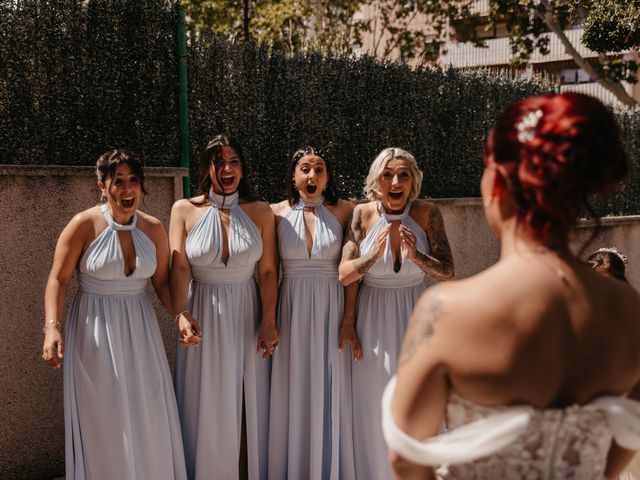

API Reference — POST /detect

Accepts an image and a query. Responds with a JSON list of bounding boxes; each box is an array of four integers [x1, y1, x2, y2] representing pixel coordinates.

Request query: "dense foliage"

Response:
[[1, 0, 638, 215]]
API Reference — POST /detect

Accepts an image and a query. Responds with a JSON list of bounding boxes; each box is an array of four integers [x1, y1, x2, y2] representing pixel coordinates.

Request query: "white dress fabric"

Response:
[[64, 204, 187, 480], [351, 201, 431, 480], [174, 191, 270, 480], [269, 197, 356, 479], [382, 376, 640, 479]]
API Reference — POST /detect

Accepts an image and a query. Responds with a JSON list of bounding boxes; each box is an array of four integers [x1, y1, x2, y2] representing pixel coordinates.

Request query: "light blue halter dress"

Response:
[[63, 204, 187, 480], [351, 201, 431, 480], [174, 191, 270, 480], [268, 197, 356, 480]]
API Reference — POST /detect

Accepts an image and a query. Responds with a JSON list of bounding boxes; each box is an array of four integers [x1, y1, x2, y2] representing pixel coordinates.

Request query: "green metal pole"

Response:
[[177, 1, 191, 198]]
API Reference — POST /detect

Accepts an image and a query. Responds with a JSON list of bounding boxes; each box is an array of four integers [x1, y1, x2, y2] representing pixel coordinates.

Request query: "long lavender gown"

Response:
[[351, 201, 431, 479], [268, 196, 356, 479], [174, 191, 270, 480], [64, 204, 187, 480]]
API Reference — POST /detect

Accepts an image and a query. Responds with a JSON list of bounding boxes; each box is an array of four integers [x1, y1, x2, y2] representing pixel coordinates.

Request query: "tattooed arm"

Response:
[[338, 205, 388, 286], [388, 286, 450, 479], [400, 203, 454, 281]]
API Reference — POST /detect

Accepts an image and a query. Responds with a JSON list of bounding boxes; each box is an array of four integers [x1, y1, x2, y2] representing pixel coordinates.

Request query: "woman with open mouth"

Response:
[[170, 134, 277, 480], [268, 146, 357, 479], [41, 149, 187, 479], [339, 147, 454, 479]]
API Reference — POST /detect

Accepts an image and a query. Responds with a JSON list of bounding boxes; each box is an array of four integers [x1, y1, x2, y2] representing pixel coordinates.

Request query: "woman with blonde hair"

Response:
[[339, 147, 454, 479]]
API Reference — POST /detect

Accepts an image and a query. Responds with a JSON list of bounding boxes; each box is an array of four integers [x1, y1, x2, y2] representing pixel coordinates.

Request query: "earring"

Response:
[[101, 191, 107, 203]]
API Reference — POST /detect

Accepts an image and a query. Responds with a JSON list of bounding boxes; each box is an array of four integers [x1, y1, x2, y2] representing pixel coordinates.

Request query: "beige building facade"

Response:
[[358, 0, 640, 108]]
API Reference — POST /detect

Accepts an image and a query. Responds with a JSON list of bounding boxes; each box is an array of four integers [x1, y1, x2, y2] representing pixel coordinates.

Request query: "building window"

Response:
[[423, 41, 441, 63], [560, 68, 592, 85]]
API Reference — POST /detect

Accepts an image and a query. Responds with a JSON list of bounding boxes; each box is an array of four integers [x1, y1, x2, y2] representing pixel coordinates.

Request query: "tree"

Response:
[[179, 0, 371, 53], [181, 0, 640, 106], [412, 0, 639, 106]]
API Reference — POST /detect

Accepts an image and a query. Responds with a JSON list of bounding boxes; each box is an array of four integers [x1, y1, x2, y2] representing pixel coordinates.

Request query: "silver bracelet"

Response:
[[42, 319, 61, 334], [174, 310, 190, 323]]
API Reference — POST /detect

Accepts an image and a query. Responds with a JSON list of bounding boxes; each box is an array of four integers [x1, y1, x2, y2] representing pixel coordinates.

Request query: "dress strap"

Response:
[[209, 190, 239, 209], [100, 204, 137, 231], [377, 200, 411, 221]]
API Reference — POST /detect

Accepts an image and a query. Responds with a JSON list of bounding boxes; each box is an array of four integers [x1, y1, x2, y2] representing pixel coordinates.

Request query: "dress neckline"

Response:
[[209, 190, 239, 209], [378, 200, 411, 221], [300, 195, 325, 208], [100, 204, 137, 232]]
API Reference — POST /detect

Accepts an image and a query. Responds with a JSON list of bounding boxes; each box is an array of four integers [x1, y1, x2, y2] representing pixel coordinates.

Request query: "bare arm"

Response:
[[169, 200, 201, 345], [401, 205, 454, 281], [389, 287, 449, 479], [42, 213, 92, 368], [256, 203, 279, 359], [338, 207, 388, 285], [148, 219, 173, 316]]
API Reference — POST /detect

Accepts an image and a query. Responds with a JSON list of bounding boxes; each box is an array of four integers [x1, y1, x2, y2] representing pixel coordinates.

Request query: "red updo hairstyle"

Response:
[[484, 92, 628, 246]]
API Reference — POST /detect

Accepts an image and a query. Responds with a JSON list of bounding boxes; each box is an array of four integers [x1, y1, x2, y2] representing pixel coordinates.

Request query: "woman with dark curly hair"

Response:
[[268, 146, 357, 479], [588, 247, 629, 283], [42, 149, 186, 479], [384, 93, 640, 479]]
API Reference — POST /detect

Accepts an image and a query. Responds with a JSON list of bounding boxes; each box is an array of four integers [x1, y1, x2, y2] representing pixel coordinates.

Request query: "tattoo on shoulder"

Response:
[[398, 290, 444, 366]]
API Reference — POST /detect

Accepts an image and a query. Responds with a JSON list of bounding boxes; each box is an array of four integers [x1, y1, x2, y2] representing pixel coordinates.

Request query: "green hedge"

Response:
[[1, 0, 638, 215], [187, 37, 551, 201], [0, 0, 179, 165]]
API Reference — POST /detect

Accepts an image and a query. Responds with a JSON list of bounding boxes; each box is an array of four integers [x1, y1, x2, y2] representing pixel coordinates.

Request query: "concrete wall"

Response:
[[436, 197, 640, 289], [1, 169, 638, 479], [0, 165, 186, 480]]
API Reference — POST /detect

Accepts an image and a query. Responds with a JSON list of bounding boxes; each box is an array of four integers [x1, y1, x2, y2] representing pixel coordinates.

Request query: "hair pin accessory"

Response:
[[516, 109, 543, 144]]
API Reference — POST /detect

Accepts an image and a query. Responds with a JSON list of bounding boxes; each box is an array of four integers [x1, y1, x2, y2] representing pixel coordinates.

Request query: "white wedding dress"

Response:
[[383, 376, 640, 479]]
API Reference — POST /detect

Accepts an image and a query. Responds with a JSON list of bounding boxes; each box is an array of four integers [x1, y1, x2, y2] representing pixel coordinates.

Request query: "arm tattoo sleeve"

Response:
[[353, 249, 378, 275], [413, 206, 454, 280], [340, 207, 379, 276], [340, 210, 360, 263], [398, 289, 444, 366]]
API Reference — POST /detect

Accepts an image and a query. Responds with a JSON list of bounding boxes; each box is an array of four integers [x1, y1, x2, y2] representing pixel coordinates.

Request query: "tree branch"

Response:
[[536, 2, 637, 107]]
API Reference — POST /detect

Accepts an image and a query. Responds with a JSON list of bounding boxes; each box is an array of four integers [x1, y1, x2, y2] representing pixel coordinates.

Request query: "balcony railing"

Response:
[[560, 82, 633, 109], [443, 29, 598, 68]]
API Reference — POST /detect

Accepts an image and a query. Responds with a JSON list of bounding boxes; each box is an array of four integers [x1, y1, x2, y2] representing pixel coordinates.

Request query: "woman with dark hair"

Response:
[[170, 134, 278, 479], [384, 93, 640, 479], [589, 247, 629, 282], [42, 149, 187, 479], [268, 146, 357, 479], [339, 147, 454, 479]]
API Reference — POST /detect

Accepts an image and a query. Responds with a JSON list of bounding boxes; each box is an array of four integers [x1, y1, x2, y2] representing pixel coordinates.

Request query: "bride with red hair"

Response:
[[384, 93, 640, 479]]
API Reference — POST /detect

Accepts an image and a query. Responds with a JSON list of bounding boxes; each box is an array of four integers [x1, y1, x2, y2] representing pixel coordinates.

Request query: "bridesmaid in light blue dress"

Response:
[[170, 135, 278, 480], [269, 147, 356, 479], [42, 150, 186, 480], [338, 147, 454, 479]]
